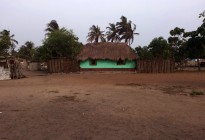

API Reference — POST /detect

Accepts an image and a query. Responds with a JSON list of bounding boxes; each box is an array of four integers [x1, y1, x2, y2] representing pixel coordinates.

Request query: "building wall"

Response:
[[29, 62, 41, 71], [80, 59, 136, 69], [0, 67, 10, 80]]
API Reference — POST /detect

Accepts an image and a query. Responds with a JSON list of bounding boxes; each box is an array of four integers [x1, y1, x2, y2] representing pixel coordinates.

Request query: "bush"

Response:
[[190, 90, 204, 96]]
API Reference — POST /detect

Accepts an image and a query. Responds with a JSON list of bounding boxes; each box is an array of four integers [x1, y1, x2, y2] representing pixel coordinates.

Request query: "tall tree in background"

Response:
[[40, 22, 83, 60], [87, 16, 139, 45], [34, 20, 83, 61], [134, 37, 171, 60], [148, 37, 171, 59], [184, 11, 205, 71], [0, 29, 18, 56], [116, 16, 139, 45], [45, 20, 59, 35], [18, 41, 36, 61], [168, 27, 187, 70], [106, 23, 120, 42], [134, 46, 153, 60], [87, 25, 105, 43]]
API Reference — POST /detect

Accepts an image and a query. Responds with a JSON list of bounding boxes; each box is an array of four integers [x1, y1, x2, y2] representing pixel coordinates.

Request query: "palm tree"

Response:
[[106, 23, 120, 42], [116, 16, 139, 45], [199, 10, 205, 22], [87, 25, 105, 43], [0, 29, 18, 56], [45, 20, 59, 34], [116, 16, 128, 35]]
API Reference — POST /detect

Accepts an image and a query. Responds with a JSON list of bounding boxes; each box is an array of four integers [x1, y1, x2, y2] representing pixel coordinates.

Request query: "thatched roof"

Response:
[[77, 42, 138, 61]]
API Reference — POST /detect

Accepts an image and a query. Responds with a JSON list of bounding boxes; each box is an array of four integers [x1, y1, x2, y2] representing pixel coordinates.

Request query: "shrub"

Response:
[[190, 90, 204, 96]]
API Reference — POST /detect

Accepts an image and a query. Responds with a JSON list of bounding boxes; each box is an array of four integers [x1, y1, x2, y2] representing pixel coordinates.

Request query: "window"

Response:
[[90, 59, 97, 66], [117, 59, 125, 65]]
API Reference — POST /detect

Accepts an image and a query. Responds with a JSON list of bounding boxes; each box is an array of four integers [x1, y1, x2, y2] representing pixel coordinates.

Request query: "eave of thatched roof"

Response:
[[77, 42, 138, 61]]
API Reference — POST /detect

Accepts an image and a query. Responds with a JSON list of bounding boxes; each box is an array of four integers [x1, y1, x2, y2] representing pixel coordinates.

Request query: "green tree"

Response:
[[18, 41, 36, 61], [148, 37, 171, 59], [34, 45, 51, 61], [134, 46, 153, 60], [116, 16, 139, 45], [184, 11, 205, 71], [45, 20, 59, 33], [185, 32, 205, 71], [168, 27, 187, 70], [106, 23, 120, 42], [0, 30, 18, 56], [87, 25, 105, 43], [41, 27, 82, 60]]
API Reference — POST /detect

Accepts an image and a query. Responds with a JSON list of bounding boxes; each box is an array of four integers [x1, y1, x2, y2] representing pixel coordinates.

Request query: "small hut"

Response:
[[77, 42, 138, 71]]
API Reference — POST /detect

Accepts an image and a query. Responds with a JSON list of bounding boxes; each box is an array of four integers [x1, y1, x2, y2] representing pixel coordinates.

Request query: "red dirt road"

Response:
[[0, 71, 205, 140]]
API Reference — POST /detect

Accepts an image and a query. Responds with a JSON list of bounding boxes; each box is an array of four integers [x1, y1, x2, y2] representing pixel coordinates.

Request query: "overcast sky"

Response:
[[1, 0, 205, 49]]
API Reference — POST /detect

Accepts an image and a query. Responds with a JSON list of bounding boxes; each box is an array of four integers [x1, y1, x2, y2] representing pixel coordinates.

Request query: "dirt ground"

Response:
[[0, 71, 205, 140]]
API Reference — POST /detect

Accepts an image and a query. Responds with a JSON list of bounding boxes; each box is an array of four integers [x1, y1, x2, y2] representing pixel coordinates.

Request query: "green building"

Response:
[[77, 42, 138, 71]]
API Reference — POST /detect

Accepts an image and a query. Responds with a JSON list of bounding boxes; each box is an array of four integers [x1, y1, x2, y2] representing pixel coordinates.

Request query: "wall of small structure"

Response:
[[0, 67, 10, 80], [80, 59, 136, 69], [47, 59, 79, 73]]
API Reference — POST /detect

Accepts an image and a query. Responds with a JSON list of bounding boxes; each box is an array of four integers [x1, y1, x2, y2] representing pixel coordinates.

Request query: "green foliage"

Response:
[[106, 23, 119, 42], [199, 10, 205, 22], [33, 45, 51, 61], [39, 27, 82, 61], [134, 37, 172, 60], [18, 41, 36, 61], [31, 20, 83, 61], [116, 16, 139, 45], [186, 36, 205, 59], [190, 90, 204, 96], [187, 11, 205, 59], [134, 46, 153, 60], [168, 27, 187, 63], [88, 16, 139, 45], [148, 37, 171, 59], [0, 40, 6, 55], [168, 27, 185, 47], [0, 30, 18, 56], [184, 11, 205, 71], [87, 25, 105, 43], [45, 20, 59, 34]]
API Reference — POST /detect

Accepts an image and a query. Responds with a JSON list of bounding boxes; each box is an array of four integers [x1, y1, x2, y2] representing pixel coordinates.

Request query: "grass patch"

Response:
[[48, 90, 59, 93], [116, 83, 142, 86], [51, 95, 78, 103], [161, 86, 186, 95], [190, 90, 204, 96]]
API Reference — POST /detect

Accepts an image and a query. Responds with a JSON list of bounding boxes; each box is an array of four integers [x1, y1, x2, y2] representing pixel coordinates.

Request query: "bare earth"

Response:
[[0, 71, 205, 140]]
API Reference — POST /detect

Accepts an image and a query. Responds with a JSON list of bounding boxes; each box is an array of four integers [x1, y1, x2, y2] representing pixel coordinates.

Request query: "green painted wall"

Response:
[[80, 59, 136, 69]]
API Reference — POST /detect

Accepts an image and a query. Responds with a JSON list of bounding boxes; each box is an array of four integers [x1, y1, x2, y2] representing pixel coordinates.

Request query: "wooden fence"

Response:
[[47, 58, 80, 73], [137, 59, 175, 73]]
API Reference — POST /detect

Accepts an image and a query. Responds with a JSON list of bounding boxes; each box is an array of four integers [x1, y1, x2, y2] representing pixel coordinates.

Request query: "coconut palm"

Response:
[[199, 10, 205, 22], [45, 20, 59, 33], [116, 16, 128, 35], [0, 29, 18, 55], [116, 16, 139, 45], [87, 25, 105, 43], [106, 23, 120, 42]]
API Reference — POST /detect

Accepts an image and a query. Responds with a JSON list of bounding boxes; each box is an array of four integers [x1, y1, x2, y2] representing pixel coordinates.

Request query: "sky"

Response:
[[1, 0, 205, 49]]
